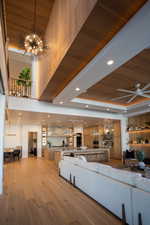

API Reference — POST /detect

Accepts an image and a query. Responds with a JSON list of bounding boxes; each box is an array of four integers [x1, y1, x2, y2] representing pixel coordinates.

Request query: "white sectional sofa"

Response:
[[59, 156, 150, 225]]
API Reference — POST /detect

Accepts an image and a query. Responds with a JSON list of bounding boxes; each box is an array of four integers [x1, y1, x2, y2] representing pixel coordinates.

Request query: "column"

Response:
[[31, 56, 39, 99], [0, 94, 5, 194], [113, 120, 122, 159], [120, 117, 129, 152]]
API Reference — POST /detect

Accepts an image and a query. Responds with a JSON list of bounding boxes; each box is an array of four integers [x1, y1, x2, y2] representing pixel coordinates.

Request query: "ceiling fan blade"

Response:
[[117, 89, 135, 94], [127, 95, 137, 103], [142, 83, 150, 91], [143, 90, 150, 93], [111, 94, 133, 101], [139, 94, 150, 98]]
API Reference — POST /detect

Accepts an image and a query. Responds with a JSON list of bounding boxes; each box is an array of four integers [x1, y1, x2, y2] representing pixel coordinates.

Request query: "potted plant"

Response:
[[136, 150, 145, 169], [17, 67, 31, 97]]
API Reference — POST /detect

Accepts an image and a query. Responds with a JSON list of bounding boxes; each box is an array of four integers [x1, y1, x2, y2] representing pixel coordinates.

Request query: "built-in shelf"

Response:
[[128, 129, 150, 134], [129, 144, 150, 147]]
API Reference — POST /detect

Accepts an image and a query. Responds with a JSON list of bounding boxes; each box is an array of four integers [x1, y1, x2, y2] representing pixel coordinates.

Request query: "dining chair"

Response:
[[13, 150, 21, 160], [4, 151, 13, 162]]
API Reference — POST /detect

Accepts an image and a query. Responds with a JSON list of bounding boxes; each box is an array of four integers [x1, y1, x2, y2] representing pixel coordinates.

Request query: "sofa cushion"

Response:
[[96, 163, 112, 176], [80, 162, 112, 176], [80, 162, 100, 172], [109, 168, 141, 186], [63, 156, 87, 167], [78, 155, 87, 162], [134, 176, 150, 193], [63, 156, 79, 163]]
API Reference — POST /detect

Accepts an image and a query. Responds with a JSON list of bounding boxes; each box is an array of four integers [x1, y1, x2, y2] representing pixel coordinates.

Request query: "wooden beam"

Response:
[[38, 0, 98, 100], [39, 0, 147, 101]]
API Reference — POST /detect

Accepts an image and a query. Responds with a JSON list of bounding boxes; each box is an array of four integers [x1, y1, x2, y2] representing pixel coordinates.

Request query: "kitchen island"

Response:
[[43, 147, 110, 166]]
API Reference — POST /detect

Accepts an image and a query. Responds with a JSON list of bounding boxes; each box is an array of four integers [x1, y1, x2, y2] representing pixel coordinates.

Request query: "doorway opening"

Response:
[[28, 132, 37, 157], [76, 133, 82, 147]]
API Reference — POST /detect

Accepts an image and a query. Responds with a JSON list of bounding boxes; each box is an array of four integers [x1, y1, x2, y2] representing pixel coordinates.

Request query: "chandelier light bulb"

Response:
[[24, 33, 44, 55]]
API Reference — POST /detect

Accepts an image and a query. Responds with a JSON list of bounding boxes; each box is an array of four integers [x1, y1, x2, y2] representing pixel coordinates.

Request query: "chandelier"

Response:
[[24, 0, 44, 55], [24, 33, 43, 55]]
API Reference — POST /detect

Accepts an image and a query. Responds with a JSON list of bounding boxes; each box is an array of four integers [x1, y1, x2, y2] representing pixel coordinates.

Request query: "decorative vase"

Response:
[[138, 161, 145, 169]]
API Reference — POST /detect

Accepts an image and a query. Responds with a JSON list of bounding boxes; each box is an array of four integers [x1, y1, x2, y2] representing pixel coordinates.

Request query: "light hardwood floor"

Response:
[[0, 158, 122, 225]]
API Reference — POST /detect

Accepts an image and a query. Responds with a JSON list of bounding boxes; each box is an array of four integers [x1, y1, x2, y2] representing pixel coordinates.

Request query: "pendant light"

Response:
[[24, 0, 44, 55]]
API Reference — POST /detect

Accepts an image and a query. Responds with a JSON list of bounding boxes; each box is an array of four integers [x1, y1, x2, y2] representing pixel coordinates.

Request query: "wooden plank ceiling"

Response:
[[5, 0, 55, 49], [5, 0, 148, 104], [39, 0, 147, 102], [79, 49, 150, 106]]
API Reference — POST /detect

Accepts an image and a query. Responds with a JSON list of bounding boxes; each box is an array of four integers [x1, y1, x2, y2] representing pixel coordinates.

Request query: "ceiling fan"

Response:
[[111, 83, 150, 103]]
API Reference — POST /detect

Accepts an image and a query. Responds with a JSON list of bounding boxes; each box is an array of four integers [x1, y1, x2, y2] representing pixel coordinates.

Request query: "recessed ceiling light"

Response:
[[75, 87, 80, 91], [59, 101, 63, 104], [107, 60, 114, 66], [85, 105, 89, 108]]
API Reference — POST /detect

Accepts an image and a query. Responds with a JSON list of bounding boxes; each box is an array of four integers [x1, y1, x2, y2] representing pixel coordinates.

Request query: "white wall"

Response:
[[8, 50, 31, 79], [4, 123, 22, 148], [9, 58, 31, 79], [0, 94, 6, 194], [4, 123, 42, 158]]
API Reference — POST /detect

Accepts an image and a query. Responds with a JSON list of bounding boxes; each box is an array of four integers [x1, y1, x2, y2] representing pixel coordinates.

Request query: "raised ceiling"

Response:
[[79, 49, 150, 106], [5, 0, 149, 108], [39, 0, 147, 101], [5, 0, 55, 49]]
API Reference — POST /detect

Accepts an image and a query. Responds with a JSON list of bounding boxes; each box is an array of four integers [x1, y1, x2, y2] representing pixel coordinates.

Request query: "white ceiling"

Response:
[[7, 109, 115, 128]]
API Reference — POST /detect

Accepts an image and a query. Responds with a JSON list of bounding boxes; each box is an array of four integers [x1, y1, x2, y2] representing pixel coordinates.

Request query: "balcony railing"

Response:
[[9, 77, 32, 98]]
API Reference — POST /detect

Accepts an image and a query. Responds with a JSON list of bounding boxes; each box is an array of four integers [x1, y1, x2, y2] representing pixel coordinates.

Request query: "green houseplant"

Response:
[[17, 67, 31, 97]]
